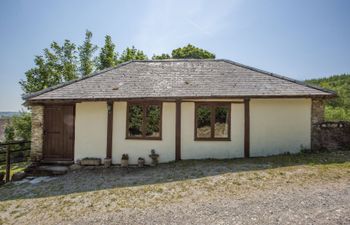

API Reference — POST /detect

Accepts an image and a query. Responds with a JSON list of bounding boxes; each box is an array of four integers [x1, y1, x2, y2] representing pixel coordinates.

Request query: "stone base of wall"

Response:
[[312, 122, 350, 151], [311, 99, 325, 151], [30, 105, 44, 162]]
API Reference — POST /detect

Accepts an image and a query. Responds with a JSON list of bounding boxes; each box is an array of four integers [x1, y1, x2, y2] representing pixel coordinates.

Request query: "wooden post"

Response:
[[5, 145, 10, 183], [175, 100, 181, 161], [106, 101, 114, 159]]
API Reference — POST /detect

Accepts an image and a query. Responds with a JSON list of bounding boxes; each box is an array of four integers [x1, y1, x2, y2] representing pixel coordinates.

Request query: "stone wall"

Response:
[[312, 121, 350, 151], [311, 99, 325, 150], [31, 105, 44, 162]]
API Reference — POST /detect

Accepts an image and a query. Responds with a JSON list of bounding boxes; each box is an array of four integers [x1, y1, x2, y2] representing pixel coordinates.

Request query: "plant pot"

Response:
[[121, 159, 129, 167], [138, 159, 145, 168], [80, 158, 101, 166], [104, 158, 112, 168]]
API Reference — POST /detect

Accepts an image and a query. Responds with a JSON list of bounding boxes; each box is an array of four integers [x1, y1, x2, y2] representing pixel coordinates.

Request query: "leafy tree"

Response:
[[51, 40, 78, 81], [78, 30, 98, 76], [171, 44, 215, 59], [306, 74, 350, 121], [119, 46, 148, 63], [152, 53, 171, 60], [20, 40, 78, 93], [4, 112, 31, 142], [97, 35, 118, 70], [4, 125, 15, 142]]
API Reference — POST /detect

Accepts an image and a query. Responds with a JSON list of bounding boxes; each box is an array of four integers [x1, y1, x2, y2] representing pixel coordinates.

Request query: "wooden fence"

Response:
[[0, 141, 31, 183]]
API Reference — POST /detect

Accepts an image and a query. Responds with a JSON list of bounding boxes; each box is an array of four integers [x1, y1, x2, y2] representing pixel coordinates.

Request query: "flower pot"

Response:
[[80, 158, 101, 166], [138, 159, 145, 168], [104, 158, 112, 168], [121, 159, 129, 167]]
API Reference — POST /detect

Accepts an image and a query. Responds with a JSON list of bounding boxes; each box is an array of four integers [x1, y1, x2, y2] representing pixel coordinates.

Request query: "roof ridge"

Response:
[[221, 59, 336, 95], [22, 61, 133, 100], [131, 59, 218, 62]]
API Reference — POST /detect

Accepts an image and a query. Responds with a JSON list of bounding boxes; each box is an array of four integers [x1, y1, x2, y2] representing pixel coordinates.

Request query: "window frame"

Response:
[[126, 101, 162, 140], [194, 102, 231, 141]]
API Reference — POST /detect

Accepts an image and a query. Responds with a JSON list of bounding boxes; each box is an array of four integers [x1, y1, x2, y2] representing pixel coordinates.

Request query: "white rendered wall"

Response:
[[181, 102, 245, 159], [74, 102, 107, 161], [250, 98, 311, 156], [112, 102, 176, 164]]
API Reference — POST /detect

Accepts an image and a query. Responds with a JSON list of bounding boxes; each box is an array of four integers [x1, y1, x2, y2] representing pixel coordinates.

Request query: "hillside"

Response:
[[0, 112, 19, 118], [305, 74, 350, 121]]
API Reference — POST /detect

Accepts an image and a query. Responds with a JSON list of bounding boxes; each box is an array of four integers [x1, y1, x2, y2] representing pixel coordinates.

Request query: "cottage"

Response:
[[23, 59, 335, 165]]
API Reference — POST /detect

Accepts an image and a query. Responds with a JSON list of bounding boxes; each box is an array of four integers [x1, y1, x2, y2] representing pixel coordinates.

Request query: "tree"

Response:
[[20, 40, 78, 94], [171, 44, 215, 59], [78, 30, 98, 76], [306, 74, 350, 121], [152, 53, 171, 60], [119, 46, 148, 63], [4, 112, 31, 142], [97, 35, 118, 70]]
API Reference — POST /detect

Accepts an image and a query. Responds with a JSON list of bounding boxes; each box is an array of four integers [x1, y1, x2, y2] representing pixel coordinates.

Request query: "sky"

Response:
[[0, 0, 349, 111]]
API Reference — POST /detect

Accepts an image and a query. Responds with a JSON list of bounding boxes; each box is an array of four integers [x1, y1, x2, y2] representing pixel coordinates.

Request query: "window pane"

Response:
[[196, 105, 212, 138], [145, 105, 161, 137], [128, 104, 143, 137], [214, 106, 229, 138]]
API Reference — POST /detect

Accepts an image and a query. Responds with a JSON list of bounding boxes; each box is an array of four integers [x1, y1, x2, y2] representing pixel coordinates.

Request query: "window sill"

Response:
[[125, 137, 162, 141], [194, 138, 231, 141]]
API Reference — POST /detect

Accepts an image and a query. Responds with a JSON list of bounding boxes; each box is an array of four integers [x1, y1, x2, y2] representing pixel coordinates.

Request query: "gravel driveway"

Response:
[[0, 151, 349, 225], [77, 181, 350, 225]]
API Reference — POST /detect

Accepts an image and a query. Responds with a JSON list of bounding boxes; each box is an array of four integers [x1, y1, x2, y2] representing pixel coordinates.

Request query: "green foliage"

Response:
[[119, 46, 148, 63], [4, 112, 31, 142], [171, 44, 215, 59], [56, 40, 79, 81], [20, 40, 78, 93], [152, 53, 171, 60], [20, 34, 216, 96], [97, 35, 118, 70], [324, 106, 350, 121], [78, 30, 98, 76], [4, 125, 15, 142], [306, 74, 350, 121]]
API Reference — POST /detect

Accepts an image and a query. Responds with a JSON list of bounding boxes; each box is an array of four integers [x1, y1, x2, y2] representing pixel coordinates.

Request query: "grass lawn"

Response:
[[0, 151, 349, 224], [0, 161, 30, 181]]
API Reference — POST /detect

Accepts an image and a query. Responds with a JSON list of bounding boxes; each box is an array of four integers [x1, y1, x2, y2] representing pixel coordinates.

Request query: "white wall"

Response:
[[112, 102, 176, 164], [181, 102, 245, 159], [73, 98, 312, 163], [250, 98, 311, 156], [74, 102, 107, 161]]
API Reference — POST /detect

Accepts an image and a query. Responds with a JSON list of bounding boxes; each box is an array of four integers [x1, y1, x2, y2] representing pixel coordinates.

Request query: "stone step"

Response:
[[37, 165, 69, 175], [40, 160, 74, 166]]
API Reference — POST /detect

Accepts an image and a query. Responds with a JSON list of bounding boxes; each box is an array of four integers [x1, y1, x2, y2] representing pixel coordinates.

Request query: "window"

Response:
[[195, 103, 231, 140], [127, 102, 162, 139]]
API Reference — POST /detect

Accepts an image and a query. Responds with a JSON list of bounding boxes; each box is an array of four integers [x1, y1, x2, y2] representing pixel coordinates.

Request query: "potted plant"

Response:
[[121, 154, 129, 167], [138, 157, 145, 167]]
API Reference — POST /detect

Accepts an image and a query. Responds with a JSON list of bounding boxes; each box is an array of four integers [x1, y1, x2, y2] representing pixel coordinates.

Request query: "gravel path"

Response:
[[1, 151, 349, 225], [73, 181, 350, 225]]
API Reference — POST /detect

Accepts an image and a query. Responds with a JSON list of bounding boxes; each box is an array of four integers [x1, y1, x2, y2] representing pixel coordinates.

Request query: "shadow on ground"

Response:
[[0, 150, 349, 201]]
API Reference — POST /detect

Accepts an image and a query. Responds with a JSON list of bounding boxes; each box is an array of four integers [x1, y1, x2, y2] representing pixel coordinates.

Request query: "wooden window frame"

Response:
[[126, 101, 162, 140], [194, 102, 231, 141]]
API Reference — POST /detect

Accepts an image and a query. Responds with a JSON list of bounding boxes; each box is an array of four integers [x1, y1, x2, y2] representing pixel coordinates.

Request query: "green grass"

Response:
[[0, 161, 30, 180]]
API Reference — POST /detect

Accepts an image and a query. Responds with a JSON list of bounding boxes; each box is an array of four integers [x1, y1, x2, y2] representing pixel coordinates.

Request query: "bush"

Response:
[[4, 112, 31, 142]]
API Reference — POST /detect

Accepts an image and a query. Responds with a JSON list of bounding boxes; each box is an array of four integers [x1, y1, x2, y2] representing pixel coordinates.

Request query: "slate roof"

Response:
[[24, 59, 335, 101]]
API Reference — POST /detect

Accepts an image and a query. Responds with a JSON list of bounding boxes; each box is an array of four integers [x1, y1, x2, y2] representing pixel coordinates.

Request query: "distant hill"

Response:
[[305, 74, 350, 121], [0, 112, 20, 118]]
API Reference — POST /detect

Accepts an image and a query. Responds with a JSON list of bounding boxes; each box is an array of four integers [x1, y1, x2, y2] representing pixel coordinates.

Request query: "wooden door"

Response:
[[43, 105, 75, 161]]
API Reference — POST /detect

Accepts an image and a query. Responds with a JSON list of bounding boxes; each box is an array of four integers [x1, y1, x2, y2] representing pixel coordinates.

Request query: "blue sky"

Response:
[[0, 0, 349, 111]]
